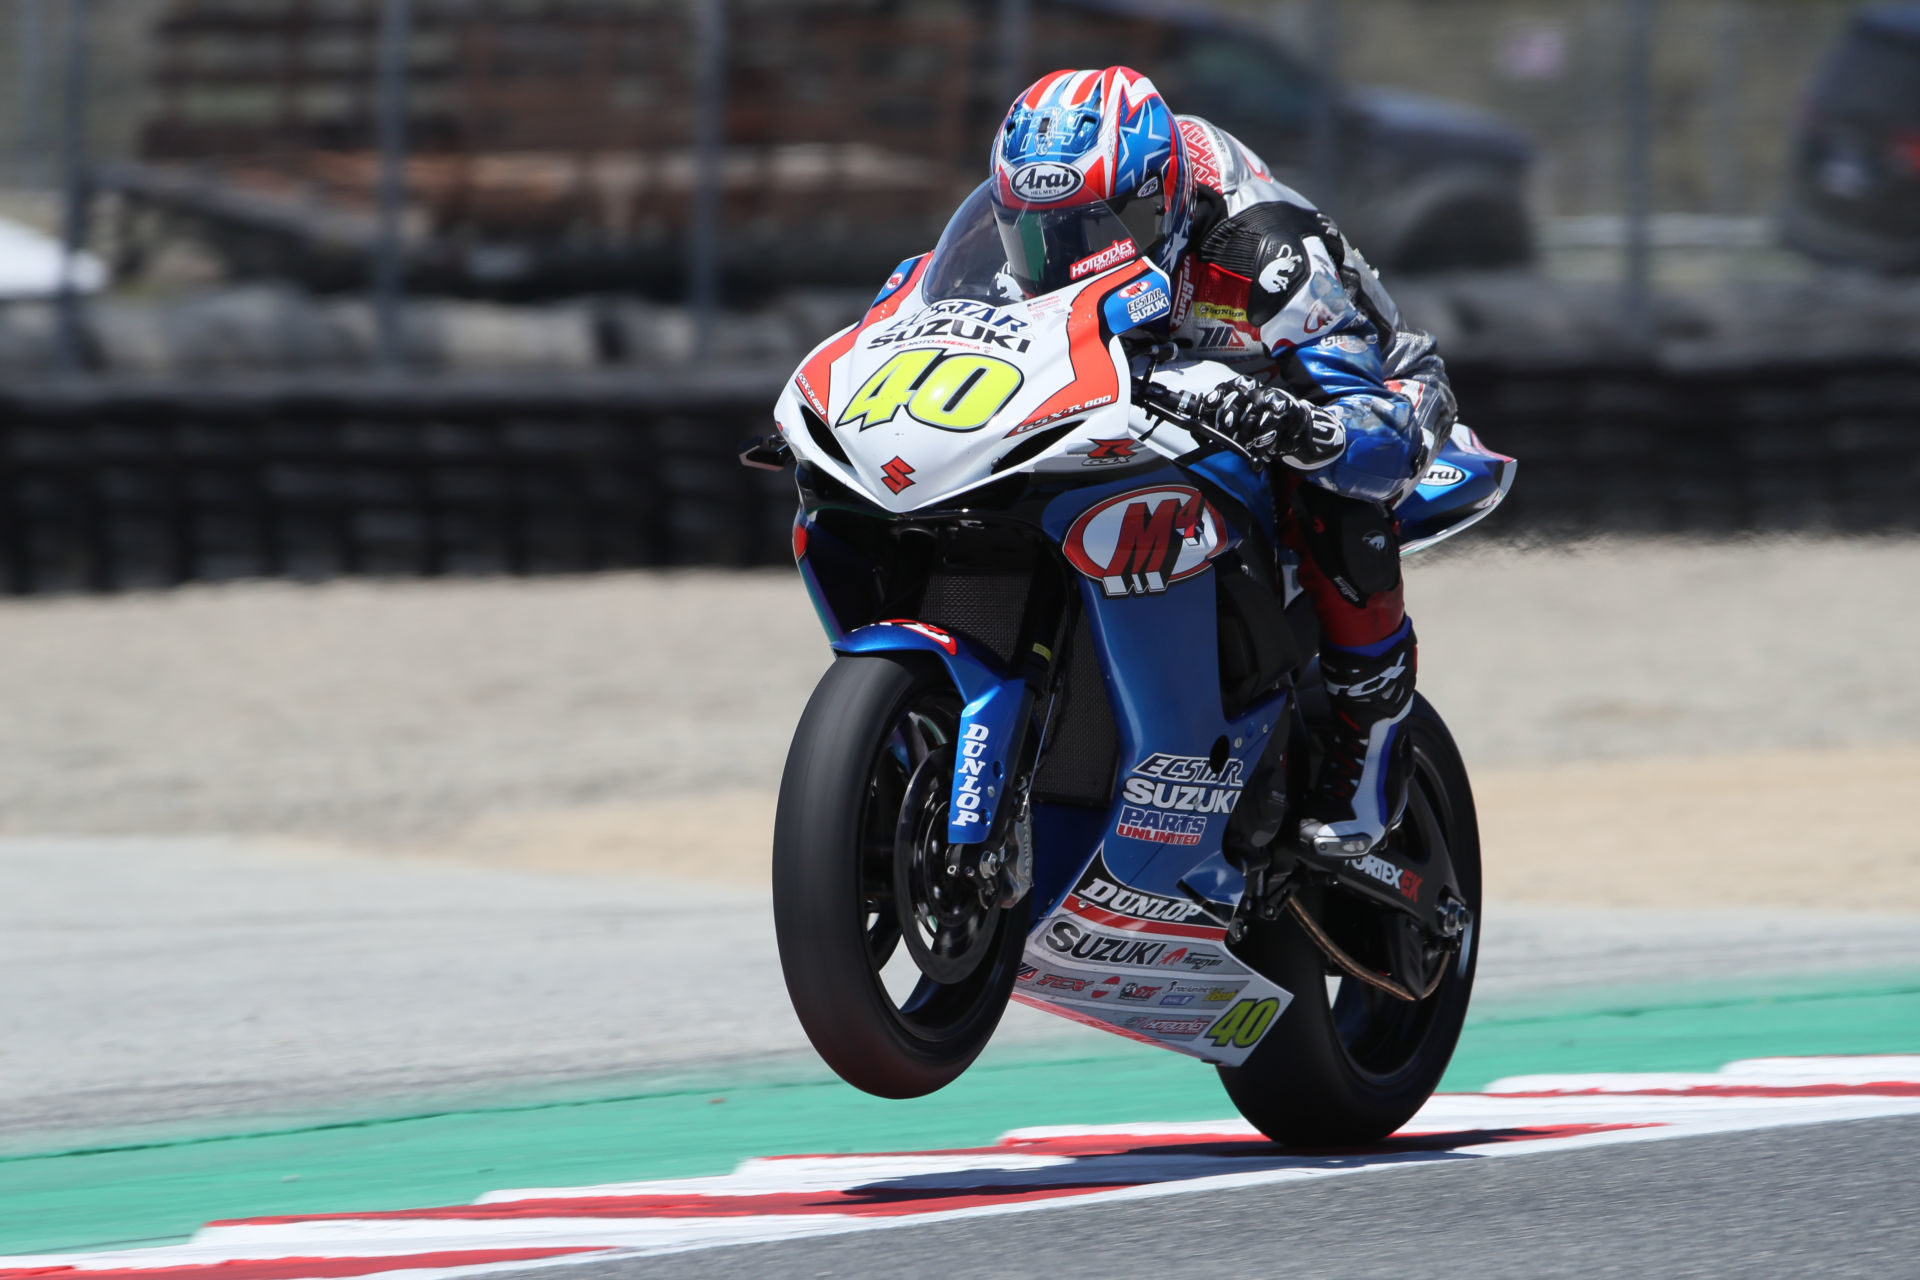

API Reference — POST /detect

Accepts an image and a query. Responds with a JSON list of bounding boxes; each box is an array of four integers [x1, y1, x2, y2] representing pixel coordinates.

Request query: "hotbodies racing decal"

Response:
[[1015, 850, 1292, 1066]]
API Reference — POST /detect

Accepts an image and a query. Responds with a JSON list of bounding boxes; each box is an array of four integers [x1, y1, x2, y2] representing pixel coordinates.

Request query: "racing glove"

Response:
[[1197, 377, 1344, 471]]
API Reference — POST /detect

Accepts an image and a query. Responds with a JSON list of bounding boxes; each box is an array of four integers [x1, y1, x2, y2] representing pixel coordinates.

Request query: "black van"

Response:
[[1781, 4, 1920, 271], [1036, 0, 1537, 272]]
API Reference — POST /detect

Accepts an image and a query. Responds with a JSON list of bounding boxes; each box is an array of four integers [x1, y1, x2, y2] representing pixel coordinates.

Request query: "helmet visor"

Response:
[[991, 197, 1145, 296]]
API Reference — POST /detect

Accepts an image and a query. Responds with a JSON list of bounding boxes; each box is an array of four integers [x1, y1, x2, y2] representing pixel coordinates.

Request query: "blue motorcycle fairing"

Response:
[[1099, 263, 1174, 336], [832, 621, 1031, 846], [870, 254, 927, 310], [793, 517, 846, 642], [1184, 449, 1279, 550], [1035, 463, 1289, 916], [1396, 423, 1517, 554]]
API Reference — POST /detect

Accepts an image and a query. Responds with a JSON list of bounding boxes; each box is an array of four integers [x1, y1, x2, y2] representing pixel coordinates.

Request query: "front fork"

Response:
[[832, 562, 1070, 913]]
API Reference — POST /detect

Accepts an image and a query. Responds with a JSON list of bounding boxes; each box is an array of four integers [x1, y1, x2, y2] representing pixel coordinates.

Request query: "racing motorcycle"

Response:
[[743, 182, 1515, 1146]]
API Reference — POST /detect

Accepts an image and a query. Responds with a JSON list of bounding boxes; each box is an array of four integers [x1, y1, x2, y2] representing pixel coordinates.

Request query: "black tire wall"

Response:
[[0, 359, 1915, 592]]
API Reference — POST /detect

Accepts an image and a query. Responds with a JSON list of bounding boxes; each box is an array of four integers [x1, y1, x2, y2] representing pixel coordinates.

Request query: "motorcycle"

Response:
[[742, 182, 1515, 1145]]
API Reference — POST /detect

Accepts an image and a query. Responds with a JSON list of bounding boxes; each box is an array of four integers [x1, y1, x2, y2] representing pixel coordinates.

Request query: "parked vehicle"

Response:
[[1781, 4, 1920, 271], [1042, 0, 1537, 272], [749, 183, 1514, 1143]]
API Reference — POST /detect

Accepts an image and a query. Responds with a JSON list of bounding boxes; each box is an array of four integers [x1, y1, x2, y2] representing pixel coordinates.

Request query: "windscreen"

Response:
[[922, 181, 1151, 303], [921, 184, 1022, 304]]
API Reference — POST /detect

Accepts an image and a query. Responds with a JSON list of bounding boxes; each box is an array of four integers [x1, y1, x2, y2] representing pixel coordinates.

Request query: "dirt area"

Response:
[[1475, 746, 1920, 912], [0, 536, 1915, 911], [411, 748, 1920, 913]]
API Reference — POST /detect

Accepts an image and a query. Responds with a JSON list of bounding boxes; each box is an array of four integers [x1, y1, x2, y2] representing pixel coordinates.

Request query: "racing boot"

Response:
[[1297, 622, 1417, 858]]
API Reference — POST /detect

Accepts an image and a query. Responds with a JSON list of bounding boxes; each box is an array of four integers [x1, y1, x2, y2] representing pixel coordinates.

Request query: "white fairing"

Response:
[[775, 266, 1169, 511]]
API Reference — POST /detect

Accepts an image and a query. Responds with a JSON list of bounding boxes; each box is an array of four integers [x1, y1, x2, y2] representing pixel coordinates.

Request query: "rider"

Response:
[[991, 67, 1456, 859]]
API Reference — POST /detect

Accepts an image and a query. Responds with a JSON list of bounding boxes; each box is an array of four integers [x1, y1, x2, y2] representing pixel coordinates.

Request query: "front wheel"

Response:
[[1218, 695, 1481, 1145], [772, 653, 1027, 1099]]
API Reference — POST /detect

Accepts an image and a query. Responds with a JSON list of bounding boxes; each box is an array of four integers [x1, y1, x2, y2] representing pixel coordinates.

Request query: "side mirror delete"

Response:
[[739, 433, 794, 471]]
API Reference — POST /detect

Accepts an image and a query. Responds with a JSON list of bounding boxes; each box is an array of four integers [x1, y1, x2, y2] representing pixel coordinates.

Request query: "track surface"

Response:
[[542, 1116, 1920, 1280], [11, 1063, 1917, 1280], [9, 834, 1920, 1142], [4, 543, 1917, 1273]]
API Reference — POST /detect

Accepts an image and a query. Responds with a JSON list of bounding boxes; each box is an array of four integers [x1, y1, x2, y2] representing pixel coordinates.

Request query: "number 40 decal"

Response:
[[1205, 997, 1280, 1050], [837, 349, 1024, 433]]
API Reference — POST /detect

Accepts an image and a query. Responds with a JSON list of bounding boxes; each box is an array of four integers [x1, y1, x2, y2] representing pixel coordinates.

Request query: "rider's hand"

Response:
[[1196, 377, 1345, 471]]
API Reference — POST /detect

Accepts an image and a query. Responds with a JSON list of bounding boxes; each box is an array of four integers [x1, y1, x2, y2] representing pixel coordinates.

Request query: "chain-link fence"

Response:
[[2, 2, 1874, 207]]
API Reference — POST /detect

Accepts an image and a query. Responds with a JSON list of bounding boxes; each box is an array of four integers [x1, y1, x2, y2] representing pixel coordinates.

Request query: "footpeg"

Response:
[[1436, 896, 1472, 938]]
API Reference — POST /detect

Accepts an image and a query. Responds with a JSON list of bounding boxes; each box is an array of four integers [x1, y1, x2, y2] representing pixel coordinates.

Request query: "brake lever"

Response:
[[1130, 378, 1260, 466]]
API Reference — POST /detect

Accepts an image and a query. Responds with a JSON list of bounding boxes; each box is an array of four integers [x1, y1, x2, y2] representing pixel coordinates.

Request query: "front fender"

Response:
[[832, 621, 1031, 846]]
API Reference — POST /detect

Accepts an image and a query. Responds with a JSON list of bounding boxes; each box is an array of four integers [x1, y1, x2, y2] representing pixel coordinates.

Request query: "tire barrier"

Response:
[[0, 370, 790, 593], [0, 358, 1914, 593], [1450, 357, 1920, 536]]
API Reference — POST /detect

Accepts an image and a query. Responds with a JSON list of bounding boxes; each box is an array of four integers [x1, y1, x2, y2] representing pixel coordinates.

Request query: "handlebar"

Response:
[[1130, 376, 1261, 466]]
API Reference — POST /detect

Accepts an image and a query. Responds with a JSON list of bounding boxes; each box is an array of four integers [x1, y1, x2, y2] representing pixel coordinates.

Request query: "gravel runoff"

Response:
[[0, 535, 1915, 844]]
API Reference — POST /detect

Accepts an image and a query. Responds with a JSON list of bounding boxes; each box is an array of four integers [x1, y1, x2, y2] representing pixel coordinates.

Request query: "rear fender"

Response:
[[832, 621, 1031, 846]]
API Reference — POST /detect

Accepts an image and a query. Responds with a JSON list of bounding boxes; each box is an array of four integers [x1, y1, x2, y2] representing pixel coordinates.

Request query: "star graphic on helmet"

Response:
[[1114, 97, 1171, 195]]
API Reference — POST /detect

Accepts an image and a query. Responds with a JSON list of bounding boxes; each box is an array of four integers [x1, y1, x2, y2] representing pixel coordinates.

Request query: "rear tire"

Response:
[[1218, 695, 1481, 1145], [772, 653, 1027, 1099]]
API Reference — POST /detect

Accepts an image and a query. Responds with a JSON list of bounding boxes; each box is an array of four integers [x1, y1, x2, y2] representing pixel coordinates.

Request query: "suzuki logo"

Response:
[[1084, 438, 1138, 463], [880, 456, 916, 494], [1009, 161, 1084, 203]]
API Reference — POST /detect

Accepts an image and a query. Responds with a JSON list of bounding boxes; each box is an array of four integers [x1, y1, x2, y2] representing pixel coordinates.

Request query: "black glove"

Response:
[[1196, 377, 1344, 470]]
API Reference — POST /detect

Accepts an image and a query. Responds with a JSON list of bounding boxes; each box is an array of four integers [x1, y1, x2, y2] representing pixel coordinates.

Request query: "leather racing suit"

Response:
[[1152, 117, 1456, 857]]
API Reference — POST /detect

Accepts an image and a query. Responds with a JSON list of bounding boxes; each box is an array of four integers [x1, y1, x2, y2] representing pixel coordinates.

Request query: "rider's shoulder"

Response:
[[1188, 193, 1347, 331], [1176, 114, 1311, 210]]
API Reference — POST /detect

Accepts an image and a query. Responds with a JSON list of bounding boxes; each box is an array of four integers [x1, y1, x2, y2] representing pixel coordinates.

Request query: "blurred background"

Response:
[[0, 0, 1916, 588], [1, 1, 1918, 1231]]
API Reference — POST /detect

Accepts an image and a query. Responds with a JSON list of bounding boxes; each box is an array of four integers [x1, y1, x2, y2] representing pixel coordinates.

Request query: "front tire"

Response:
[[773, 653, 1027, 1099], [1218, 695, 1481, 1145]]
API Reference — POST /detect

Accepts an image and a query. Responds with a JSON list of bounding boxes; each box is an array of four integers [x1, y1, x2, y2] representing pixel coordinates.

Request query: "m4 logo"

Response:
[[1062, 485, 1225, 598]]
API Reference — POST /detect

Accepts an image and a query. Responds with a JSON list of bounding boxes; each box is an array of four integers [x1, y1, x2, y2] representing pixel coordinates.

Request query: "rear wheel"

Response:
[[1218, 695, 1481, 1145], [772, 653, 1027, 1099]]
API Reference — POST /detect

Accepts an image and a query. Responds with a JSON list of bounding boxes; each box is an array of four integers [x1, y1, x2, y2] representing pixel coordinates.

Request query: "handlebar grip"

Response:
[[1131, 379, 1199, 422], [1131, 377, 1259, 465]]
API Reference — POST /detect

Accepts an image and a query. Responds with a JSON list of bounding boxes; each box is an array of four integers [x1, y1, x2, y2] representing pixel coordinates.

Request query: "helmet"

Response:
[[990, 67, 1186, 296]]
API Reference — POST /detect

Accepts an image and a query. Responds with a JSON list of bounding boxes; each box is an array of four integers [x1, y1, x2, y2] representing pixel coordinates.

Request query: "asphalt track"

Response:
[[4, 541, 1917, 1275], [4, 831, 1917, 1268], [11, 1064, 1917, 1279], [10, 835, 1920, 1143], [539, 1116, 1920, 1280]]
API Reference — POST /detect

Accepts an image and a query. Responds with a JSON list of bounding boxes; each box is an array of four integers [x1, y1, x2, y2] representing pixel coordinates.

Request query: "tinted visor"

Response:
[[992, 194, 1162, 295]]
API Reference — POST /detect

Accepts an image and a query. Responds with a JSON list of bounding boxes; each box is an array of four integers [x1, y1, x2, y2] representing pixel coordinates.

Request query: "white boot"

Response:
[[1296, 623, 1416, 858]]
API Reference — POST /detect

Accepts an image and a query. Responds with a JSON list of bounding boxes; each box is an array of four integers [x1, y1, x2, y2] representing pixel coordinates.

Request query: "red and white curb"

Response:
[[7, 1056, 1918, 1280]]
